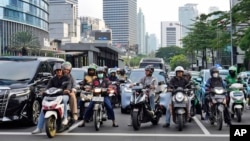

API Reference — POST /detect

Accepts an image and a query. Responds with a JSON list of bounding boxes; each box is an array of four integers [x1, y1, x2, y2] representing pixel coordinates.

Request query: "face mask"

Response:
[[212, 73, 218, 78], [97, 73, 104, 79]]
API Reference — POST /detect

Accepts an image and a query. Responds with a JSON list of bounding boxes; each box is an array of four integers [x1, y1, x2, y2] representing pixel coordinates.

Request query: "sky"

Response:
[[78, 0, 230, 42]]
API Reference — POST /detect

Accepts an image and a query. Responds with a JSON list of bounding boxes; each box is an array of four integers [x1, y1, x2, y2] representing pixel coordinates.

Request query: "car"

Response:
[[194, 69, 229, 104], [71, 68, 87, 95], [120, 68, 168, 114], [0, 59, 54, 125]]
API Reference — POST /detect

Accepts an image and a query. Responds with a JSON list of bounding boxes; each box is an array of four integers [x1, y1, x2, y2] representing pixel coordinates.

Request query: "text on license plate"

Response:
[[92, 97, 104, 102]]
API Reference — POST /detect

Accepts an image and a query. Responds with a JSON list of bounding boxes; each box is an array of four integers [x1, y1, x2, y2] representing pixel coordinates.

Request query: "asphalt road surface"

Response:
[[0, 108, 250, 141]]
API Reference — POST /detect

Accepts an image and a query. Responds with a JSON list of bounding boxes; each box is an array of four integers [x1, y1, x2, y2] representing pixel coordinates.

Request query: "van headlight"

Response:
[[175, 92, 184, 102], [10, 88, 30, 96]]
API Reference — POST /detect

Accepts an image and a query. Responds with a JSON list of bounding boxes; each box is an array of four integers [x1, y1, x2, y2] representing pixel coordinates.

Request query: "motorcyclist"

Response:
[[79, 64, 97, 120], [117, 68, 127, 81], [32, 63, 72, 134], [61, 61, 78, 121], [183, 70, 204, 120], [204, 67, 231, 125], [164, 66, 190, 128], [225, 66, 239, 85], [78, 67, 119, 127], [109, 69, 119, 81]]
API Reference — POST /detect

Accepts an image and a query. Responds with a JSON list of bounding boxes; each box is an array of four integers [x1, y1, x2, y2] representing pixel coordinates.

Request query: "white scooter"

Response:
[[229, 83, 246, 122]]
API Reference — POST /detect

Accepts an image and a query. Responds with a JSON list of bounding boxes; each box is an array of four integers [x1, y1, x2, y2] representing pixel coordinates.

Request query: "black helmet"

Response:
[[120, 68, 126, 75], [145, 65, 154, 73], [210, 67, 219, 76]]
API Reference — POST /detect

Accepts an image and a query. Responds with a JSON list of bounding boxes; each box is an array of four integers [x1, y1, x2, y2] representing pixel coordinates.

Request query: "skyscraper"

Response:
[[49, 0, 80, 44], [0, 0, 49, 55], [178, 3, 198, 38], [137, 8, 145, 54], [148, 34, 158, 54], [103, 0, 137, 48], [161, 21, 181, 47]]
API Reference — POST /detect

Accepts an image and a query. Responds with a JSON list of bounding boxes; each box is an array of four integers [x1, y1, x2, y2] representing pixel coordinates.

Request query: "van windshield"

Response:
[[139, 63, 163, 69]]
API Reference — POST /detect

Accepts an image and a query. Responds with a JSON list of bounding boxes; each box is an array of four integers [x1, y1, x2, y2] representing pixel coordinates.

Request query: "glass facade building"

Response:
[[0, 0, 49, 55]]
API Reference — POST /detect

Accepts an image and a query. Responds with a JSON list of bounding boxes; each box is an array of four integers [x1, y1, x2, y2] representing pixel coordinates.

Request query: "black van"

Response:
[[0, 56, 65, 125]]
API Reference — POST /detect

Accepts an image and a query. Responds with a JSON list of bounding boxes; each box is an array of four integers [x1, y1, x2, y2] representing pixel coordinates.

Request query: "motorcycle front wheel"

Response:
[[235, 108, 242, 122], [132, 111, 141, 130], [216, 110, 223, 130], [177, 114, 184, 131], [45, 116, 57, 138], [94, 109, 101, 131]]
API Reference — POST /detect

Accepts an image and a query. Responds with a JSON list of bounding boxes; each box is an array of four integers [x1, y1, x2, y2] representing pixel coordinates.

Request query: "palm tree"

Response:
[[9, 31, 40, 56]]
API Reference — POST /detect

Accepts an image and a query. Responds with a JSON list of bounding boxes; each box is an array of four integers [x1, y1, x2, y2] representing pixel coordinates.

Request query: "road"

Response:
[[0, 108, 250, 141]]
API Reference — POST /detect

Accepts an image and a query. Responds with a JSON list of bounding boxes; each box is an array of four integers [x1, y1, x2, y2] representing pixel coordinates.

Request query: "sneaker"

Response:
[[31, 128, 42, 134], [62, 118, 68, 125]]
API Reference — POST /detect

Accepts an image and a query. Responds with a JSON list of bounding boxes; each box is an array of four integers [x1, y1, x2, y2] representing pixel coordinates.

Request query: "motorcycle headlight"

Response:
[[124, 87, 132, 93], [94, 88, 102, 93], [214, 89, 224, 94], [175, 92, 184, 102]]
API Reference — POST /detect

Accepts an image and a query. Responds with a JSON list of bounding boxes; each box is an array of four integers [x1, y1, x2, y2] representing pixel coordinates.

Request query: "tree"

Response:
[[9, 31, 40, 56], [170, 54, 190, 69], [155, 46, 184, 63]]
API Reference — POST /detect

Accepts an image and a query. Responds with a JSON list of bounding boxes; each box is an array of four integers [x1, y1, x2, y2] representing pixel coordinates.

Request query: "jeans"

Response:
[[84, 96, 115, 120], [149, 94, 155, 111], [36, 95, 69, 129], [165, 93, 171, 124]]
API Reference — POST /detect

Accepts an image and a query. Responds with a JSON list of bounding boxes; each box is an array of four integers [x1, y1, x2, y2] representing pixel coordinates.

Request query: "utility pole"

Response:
[[229, 0, 234, 66]]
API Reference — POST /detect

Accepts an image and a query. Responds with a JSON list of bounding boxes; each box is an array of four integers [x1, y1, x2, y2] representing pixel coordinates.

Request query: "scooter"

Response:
[[79, 85, 93, 120], [130, 83, 162, 131], [229, 83, 246, 122], [42, 87, 74, 138]]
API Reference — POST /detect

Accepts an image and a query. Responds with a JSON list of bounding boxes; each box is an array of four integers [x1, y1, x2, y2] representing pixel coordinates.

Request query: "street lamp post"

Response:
[[229, 0, 234, 66]]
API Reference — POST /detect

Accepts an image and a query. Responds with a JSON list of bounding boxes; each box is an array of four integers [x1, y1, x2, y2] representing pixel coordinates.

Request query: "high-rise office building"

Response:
[[137, 8, 145, 54], [178, 3, 198, 38], [103, 0, 137, 48], [49, 0, 80, 44], [0, 0, 49, 55], [161, 21, 181, 47], [147, 34, 157, 54]]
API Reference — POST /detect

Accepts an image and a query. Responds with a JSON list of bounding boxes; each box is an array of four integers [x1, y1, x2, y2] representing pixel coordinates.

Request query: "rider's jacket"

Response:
[[83, 75, 97, 85], [46, 75, 72, 90], [205, 77, 226, 90], [169, 76, 190, 89], [92, 77, 110, 88]]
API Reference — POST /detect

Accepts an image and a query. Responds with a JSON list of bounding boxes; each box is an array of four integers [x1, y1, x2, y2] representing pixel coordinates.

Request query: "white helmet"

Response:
[[174, 66, 184, 74]]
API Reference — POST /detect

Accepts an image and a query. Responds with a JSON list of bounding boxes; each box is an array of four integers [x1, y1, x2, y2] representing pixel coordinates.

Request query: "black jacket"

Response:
[[46, 75, 72, 90], [169, 76, 190, 89]]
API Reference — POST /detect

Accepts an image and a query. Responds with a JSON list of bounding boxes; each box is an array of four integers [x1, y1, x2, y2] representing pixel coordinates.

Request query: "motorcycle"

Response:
[[42, 86, 74, 138], [170, 87, 190, 131], [91, 87, 108, 131], [207, 87, 227, 130], [109, 81, 119, 108], [79, 85, 93, 120], [229, 83, 246, 122], [130, 83, 162, 131]]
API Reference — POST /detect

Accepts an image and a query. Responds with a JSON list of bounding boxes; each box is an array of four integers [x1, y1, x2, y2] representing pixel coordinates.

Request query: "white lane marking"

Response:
[[193, 116, 211, 135], [64, 121, 83, 133], [0, 132, 229, 137]]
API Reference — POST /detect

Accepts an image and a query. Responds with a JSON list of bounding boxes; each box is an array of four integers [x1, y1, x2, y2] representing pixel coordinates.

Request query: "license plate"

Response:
[[173, 103, 186, 107], [214, 95, 225, 99], [133, 108, 139, 112], [92, 97, 104, 102]]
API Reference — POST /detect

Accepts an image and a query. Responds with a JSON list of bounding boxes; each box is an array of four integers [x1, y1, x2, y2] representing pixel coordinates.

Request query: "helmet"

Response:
[[88, 64, 96, 71], [53, 63, 62, 72], [96, 67, 105, 73], [120, 68, 126, 75], [62, 61, 72, 70], [183, 70, 191, 77], [174, 66, 184, 74], [110, 69, 116, 74], [229, 66, 237, 71], [210, 67, 219, 76], [145, 65, 154, 73]]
